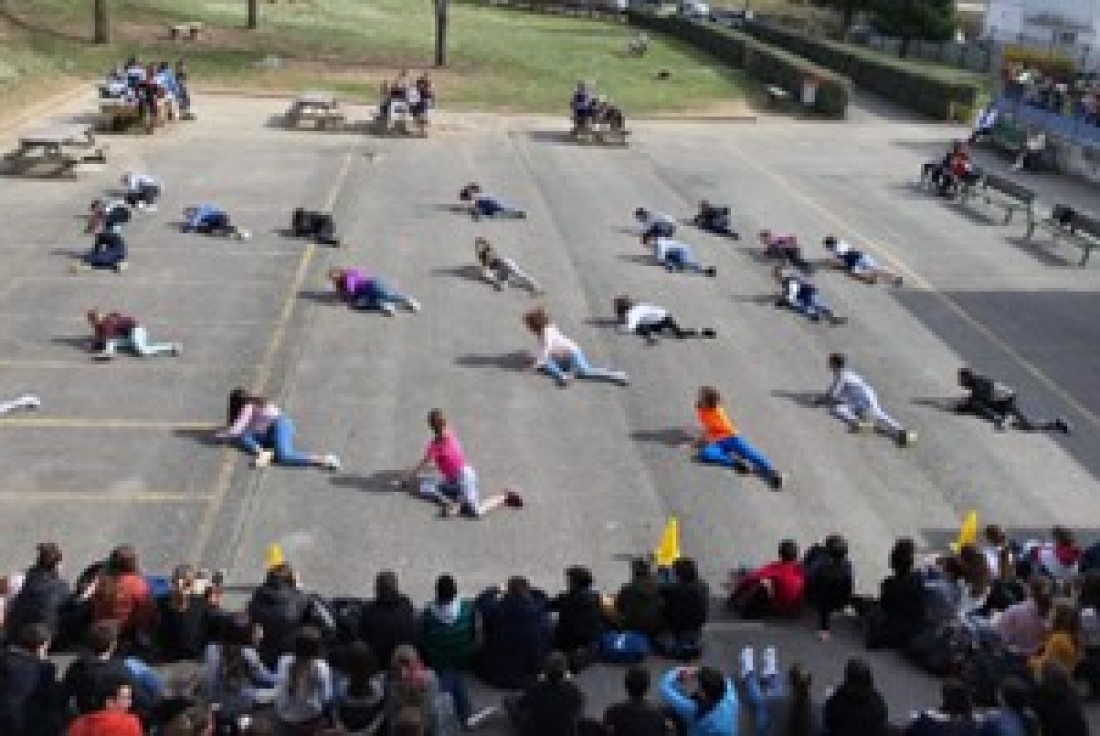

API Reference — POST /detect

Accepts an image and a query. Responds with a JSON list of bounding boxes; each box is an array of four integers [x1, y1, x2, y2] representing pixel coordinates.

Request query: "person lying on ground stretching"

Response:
[[458, 184, 526, 221], [396, 408, 522, 518], [86, 309, 181, 360], [633, 208, 676, 239], [956, 367, 1070, 434], [757, 230, 812, 274], [694, 386, 786, 489], [822, 236, 903, 286], [181, 204, 250, 239], [121, 172, 162, 210], [816, 353, 916, 447], [328, 267, 421, 315], [772, 266, 846, 325], [475, 238, 542, 295], [215, 388, 341, 470], [613, 295, 716, 344], [524, 307, 628, 388], [0, 394, 40, 415], [641, 233, 717, 277], [692, 201, 739, 239]]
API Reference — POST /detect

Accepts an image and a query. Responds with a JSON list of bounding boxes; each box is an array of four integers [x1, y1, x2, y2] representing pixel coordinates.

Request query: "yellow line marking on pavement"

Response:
[[0, 418, 215, 430], [725, 142, 1100, 430], [189, 148, 357, 562], [0, 359, 245, 371], [0, 491, 211, 502]]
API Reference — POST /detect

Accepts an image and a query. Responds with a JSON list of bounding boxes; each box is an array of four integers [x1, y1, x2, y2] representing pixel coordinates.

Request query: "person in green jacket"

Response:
[[421, 574, 487, 729]]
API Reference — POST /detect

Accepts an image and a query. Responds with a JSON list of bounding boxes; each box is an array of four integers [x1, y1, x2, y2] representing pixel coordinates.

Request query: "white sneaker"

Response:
[[16, 394, 41, 410], [380, 302, 397, 317], [612, 371, 629, 386], [135, 201, 146, 211], [171, 343, 183, 357], [321, 454, 341, 471], [252, 449, 274, 468], [740, 646, 754, 678], [406, 298, 421, 313], [761, 646, 778, 679], [145, 204, 158, 213]]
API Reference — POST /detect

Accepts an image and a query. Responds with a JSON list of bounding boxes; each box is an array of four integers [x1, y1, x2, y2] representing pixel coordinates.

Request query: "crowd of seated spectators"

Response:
[[1002, 63, 1100, 127], [1, 525, 1097, 735], [99, 57, 194, 129]]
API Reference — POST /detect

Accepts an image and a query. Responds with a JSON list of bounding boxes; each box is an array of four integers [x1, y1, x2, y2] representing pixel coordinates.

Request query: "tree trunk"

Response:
[[93, 0, 110, 44], [899, 36, 910, 58], [434, 0, 448, 67], [247, 0, 258, 29]]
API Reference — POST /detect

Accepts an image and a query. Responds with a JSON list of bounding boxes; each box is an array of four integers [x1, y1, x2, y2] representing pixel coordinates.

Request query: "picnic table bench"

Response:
[[1026, 204, 1100, 266], [3, 124, 107, 178], [286, 92, 346, 130], [958, 172, 1035, 225], [169, 21, 203, 40], [569, 121, 630, 147]]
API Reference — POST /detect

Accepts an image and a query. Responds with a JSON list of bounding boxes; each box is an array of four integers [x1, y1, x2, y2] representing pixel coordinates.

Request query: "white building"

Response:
[[982, 0, 1099, 48]]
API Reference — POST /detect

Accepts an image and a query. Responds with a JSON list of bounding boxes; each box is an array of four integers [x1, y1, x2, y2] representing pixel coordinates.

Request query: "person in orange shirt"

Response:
[[66, 675, 142, 736], [693, 386, 786, 490]]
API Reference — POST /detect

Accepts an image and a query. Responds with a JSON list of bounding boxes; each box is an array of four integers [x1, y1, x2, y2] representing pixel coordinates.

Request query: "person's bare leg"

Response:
[[476, 494, 508, 516]]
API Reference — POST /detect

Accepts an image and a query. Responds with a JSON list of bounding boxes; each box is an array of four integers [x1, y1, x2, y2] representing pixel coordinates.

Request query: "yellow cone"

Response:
[[654, 517, 681, 568], [265, 543, 285, 570], [950, 510, 978, 553]]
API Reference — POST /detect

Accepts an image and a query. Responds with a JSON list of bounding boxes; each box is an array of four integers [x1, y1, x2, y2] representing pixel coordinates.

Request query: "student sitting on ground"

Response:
[[634, 207, 676, 238], [181, 204, 249, 239], [803, 534, 854, 642], [757, 230, 812, 273], [412, 72, 434, 124], [121, 172, 162, 210], [86, 309, 181, 360], [86, 198, 131, 235], [641, 233, 717, 276], [475, 237, 542, 295], [397, 408, 521, 518], [692, 200, 739, 239], [659, 665, 738, 736], [459, 183, 526, 221], [77, 203, 130, 273], [823, 236, 904, 286], [772, 266, 846, 325], [603, 666, 671, 736], [955, 367, 1070, 434], [570, 81, 596, 129], [591, 96, 627, 133], [328, 267, 420, 315], [727, 539, 805, 618], [215, 388, 341, 470], [816, 353, 917, 447], [613, 295, 715, 344], [693, 385, 786, 489], [524, 307, 629, 387]]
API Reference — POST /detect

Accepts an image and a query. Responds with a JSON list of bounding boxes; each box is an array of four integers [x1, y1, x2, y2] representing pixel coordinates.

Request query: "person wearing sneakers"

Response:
[[397, 408, 521, 518], [86, 309, 181, 360], [739, 645, 784, 732], [771, 266, 846, 325], [817, 353, 917, 447], [955, 367, 1071, 434], [614, 295, 716, 344], [822, 236, 904, 286], [475, 238, 542, 295], [121, 172, 162, 210], [215, 388, 340, 470], [328, 267, 421, 316], [757, 230, 812, 274], [0, 394, 40, 415], [523, 308, 629, 388], [641, 233, 717, 276], [458, 183, 526, 221], [633, 207, 676, 239], [693, 386, 786, 490], [181, 204, 249, 239]]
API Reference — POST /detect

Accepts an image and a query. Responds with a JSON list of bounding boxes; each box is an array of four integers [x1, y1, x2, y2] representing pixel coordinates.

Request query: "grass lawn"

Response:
[[0, 0, 749, 115]]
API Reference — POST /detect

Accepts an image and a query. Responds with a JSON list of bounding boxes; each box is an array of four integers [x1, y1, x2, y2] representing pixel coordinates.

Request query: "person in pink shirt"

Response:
[[996, 576, 1054, 657], [398, 409, 521, 518], [215, 388, 340, 470]]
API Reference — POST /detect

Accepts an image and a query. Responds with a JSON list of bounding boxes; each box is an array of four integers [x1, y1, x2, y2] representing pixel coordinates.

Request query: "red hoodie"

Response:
[[67, 710, 143, 736], [738, 560, 806, 615]]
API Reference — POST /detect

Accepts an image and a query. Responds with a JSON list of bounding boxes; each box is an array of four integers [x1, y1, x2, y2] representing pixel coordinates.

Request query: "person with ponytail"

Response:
[[216, 387, 341, 471]]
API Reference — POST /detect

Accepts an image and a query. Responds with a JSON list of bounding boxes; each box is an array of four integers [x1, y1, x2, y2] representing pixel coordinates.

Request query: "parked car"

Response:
[[679, 1, 710, 20]]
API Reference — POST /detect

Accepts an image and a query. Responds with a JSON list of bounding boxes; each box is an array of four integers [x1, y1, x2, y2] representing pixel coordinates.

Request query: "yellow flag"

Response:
[[654, 517, 681, 567], [951, 511, 978, 553], [265, 543, 285, 569]]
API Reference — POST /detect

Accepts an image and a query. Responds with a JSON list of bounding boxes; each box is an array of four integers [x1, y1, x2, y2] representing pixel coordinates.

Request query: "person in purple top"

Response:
[[328, 267, 420, 316]]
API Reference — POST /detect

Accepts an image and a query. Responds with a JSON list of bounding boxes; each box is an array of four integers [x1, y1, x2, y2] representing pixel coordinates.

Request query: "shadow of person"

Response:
[[616, 253, 655, 265], [912, 396, 963, 414], [730, 293, 780, 306], [50, 335, 92, 352], [430, 265, 484, 283], [298, 289, 339, 305], [629, 428, 692, 447], [431, 203, 472, 216], [770, 389, 823, 409], [585, 317, 620, 329], [454, 351, 531, 373], [172, 427, 223, 448], [329, 469, 408, 493]]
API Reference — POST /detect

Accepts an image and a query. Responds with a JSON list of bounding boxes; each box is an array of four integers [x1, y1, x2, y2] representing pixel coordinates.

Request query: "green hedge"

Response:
[[742, 23, 981, 119], [627, 11, 851, 118]]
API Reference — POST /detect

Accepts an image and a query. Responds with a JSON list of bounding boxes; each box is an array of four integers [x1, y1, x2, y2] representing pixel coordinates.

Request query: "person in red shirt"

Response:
[[90, 546, 156, 648], [726, 539, 806, 619], [66, 674, 142, 736]]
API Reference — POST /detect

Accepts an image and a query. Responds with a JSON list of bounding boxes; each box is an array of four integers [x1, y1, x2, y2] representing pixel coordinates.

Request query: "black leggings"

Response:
[[958, 395, 1050, 431], [637, 316, 697, 339]]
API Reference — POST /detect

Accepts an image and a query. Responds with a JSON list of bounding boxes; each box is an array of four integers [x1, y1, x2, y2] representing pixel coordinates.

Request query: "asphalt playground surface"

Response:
[[1, 90, 1099, 726]]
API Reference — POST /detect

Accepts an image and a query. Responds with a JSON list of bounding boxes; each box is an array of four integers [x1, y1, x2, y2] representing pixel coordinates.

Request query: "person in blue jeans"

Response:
[[329, 267, 421, 316], [772, 266, 846, 325], [524, 307, 628, 388], [659, 665, 739, 736], [215, 388, 341, 470], [738, 646, 820, 736], [459, 183, 526, 221], [641, 233, 717, 276], [694, 386, 785, 489]]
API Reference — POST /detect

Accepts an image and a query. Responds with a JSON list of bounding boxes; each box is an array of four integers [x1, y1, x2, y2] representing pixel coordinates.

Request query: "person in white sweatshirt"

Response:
[[816, 353, 916, 447], [121, 172, 162, 210], [524, 307, 628, 387], [613, 295, 715, 344]]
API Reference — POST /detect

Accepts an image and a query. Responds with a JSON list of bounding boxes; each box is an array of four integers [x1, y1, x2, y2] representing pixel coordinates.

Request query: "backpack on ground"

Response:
[[599, 630, 650, 664]]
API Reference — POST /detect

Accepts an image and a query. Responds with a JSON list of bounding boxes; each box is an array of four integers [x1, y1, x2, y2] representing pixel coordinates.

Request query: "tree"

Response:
[[93, 0, 110, 43], [247, 0, 258, 29], [812, 0, 871, 35], [870, 0, 957, 57]]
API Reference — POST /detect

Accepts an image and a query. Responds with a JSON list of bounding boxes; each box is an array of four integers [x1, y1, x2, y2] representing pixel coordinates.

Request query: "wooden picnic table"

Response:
[[4, 124, 107, 177]]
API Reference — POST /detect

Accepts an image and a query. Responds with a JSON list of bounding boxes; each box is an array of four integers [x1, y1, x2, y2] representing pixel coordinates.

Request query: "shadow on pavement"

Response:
[[629, 427, 692, 447], [454, 351, 531, 373], [329, 469, 408, 494]]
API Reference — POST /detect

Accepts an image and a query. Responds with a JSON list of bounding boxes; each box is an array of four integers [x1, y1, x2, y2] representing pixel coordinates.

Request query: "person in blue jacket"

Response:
[[182, 204, 249, 239], [660, 665, 739, 736]]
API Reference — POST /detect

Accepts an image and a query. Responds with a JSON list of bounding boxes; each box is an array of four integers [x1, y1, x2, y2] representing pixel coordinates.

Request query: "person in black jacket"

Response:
[[956, 368, 1070, 434], [61, 620, 145, 717], [505, 651, 585, 736], [246, 563, 308, 668], [0, 623, 61, 736], [358, 570, 418, 669], [614, 558, 665, 642], [658, 557, 708, 656], [804, 535, 854, 642], [156, 564, 216, 662], [476, 577, 550, 690], [823, 658, 890, 736], [873, 538, 926, 650], [549, 566, 604, 666], [4, 542, 70, 646], [1032, 661, 1090, 736], [603, 664, 672, 736]]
